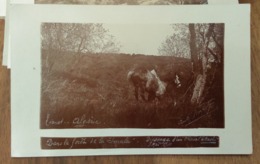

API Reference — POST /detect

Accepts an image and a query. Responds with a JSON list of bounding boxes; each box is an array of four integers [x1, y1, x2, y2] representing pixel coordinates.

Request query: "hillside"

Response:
[[41, 50, 223, 129]]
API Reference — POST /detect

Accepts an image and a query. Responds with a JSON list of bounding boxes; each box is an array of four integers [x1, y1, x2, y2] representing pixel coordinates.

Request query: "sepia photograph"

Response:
[[35, 0, 208, 5], [40, 23, 224, 129]]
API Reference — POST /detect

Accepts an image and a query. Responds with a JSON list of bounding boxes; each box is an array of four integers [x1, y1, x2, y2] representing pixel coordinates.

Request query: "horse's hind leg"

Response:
[[134, 87, 139, 101], [148, 92, 156, 102]]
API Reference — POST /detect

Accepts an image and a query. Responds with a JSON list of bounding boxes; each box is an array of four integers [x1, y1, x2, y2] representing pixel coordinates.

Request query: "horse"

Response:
[[127, 67, 181, 102]]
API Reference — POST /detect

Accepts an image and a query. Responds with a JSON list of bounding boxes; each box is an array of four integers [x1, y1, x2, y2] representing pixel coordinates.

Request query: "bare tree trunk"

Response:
[[189, 24, 199, 74], [190, 24, 215, 104]]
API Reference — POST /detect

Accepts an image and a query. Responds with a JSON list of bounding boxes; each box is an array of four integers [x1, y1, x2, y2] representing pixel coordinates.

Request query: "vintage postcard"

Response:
[[10, 5, 251, 157], [2, 0, 239, 67]]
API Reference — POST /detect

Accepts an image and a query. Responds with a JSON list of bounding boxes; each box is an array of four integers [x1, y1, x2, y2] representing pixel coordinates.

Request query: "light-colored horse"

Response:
[[127, 67, 181, 102]]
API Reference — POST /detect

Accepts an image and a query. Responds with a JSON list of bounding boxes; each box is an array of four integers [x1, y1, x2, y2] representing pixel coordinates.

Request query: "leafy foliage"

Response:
[[158, 24, 190, 58], [158, 23, 224, 126], [41, 23, 120, 54]]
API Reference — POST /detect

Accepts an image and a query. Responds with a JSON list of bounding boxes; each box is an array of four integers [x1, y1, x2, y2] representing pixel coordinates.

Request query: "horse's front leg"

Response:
[[140, 86, 146, 101]]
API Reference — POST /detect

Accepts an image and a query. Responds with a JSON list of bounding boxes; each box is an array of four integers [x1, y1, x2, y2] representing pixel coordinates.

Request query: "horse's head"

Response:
[[162, 71, 182, 89], [174, 73, 182, 88]]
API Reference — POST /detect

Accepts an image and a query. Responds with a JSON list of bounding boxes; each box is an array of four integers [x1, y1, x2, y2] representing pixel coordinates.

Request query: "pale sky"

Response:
[[103, 24, 173, 56]]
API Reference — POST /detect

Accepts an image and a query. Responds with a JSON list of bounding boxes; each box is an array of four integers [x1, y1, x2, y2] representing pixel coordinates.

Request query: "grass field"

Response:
[[40, 50, 224, 129]]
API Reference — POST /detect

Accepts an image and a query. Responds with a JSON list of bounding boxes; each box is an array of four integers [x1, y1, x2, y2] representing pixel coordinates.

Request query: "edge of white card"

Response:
[[0, 0, 6, 17], [10, 4, 251, 157], [9, 0, 238, 4]]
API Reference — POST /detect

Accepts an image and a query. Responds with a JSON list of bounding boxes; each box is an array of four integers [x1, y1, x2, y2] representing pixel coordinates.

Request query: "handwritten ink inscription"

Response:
[[41, 136, 219, 149], [44, 113, 101, 128]]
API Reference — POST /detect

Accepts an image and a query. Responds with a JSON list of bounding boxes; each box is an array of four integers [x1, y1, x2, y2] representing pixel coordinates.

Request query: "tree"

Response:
[[158, 23, 224, 106], [189, 24, 200, 73], [189, 23, 226, 105], [158, 24, 190, 58], [41, 23, 121, 74], [42, 23, 120, 54]]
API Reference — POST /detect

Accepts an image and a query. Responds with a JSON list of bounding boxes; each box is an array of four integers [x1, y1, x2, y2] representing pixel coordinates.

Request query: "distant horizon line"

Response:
[[42, 48, 191, 58]]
